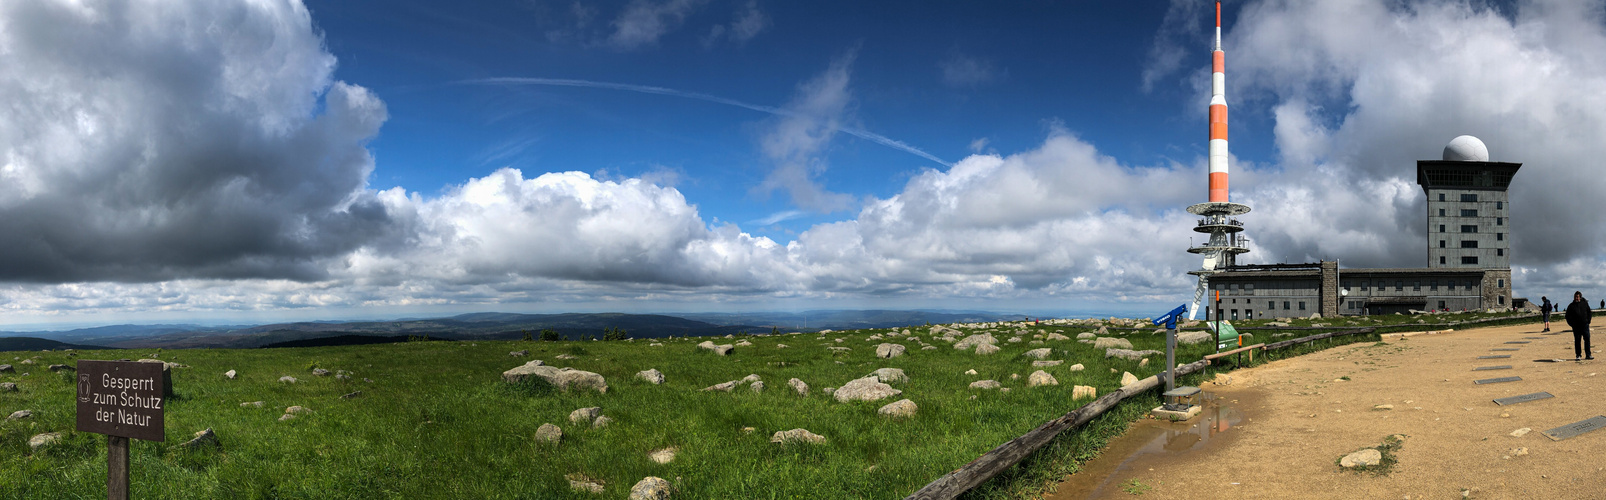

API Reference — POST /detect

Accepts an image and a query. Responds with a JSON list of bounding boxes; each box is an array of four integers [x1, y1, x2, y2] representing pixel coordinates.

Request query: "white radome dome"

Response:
[[1443, 135, 1489, 162]]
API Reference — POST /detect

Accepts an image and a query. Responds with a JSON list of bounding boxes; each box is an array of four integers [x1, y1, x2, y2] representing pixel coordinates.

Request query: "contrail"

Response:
[[462, 77, 953, 167]]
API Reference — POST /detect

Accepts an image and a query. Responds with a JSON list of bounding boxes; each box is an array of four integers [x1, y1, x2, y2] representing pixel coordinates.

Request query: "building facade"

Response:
[[1202, 136, 1519, 320]]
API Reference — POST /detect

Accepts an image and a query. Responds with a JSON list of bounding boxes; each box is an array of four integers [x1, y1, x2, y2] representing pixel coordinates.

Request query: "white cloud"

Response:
[[703, 1, 769, 47], [607, 0, 709, 50], [939, 52, 1003, 88], [752, 53, 858, 213]]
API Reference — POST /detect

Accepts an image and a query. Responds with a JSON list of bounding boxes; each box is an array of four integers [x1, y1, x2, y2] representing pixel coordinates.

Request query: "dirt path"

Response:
[[1043, 322, 1605, 500]]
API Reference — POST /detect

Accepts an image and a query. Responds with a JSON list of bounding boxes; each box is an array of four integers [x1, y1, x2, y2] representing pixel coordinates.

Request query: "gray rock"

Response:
[[921, 345, 937, 350], [1105, 348, 1163, 361], [703, 380, 738, 392], [1069, 363, 1084, 371], [1177, 331, 1212, 345], [1093, 337, 1133, 350], [1027, 370, 1058, 387], [750, 381, 765, 393], [1023, 348, 1052, 359], [875, 343, 906, 358], [740, 374, 762, 384], [340, 390, 363, 400], [176, 428, 221, 451], [535, 423, 563, 443], [974, 343, 1001, 355], [0, 364, 11, 373], [279, 376, 297, 384], [1340, 448, 1383, 468], [0, 382, 15, 392], [878, 399, 918, 418], [335, 373, 351, 381], [510, 350, 529, 357], [969, 380, 1001, 390], [285, 405, 312, 415], [593, 415, 613, 428], [833, 377, 902, 403], [867, 368, 907, 384], [501, 362, 609, 393], [630, 477, 673, 500], [1047, 333, 1070, 341], [48, 364, 72, 372], [696, 341, 734, 355], [554, 354, 577, 360], [648, 447, 676, 464], [1032, 360, 1063, 367], [566, 473, 605, 493], [770, 428, 826, 444], [637, 369, 665, 385], [822, 387, 835, 395], [787, 378, 809, 396], [28, 432, 62, 451], [311, 368, 330, 377], [8, 410, 32, 420], [953, 334, 997, 351], [224, 370, 237, 379], [1076, 332, 1096, 340], [570, 407, 603, 424]]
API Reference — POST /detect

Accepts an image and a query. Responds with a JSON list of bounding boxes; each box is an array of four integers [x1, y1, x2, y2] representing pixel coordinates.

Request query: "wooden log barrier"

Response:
[[905, 359, 1211, 500], [1263, 327, 1375, 351]]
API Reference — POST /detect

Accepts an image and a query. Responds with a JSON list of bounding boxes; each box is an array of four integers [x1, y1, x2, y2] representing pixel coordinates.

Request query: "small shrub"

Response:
[[540, 329, 561, 342]]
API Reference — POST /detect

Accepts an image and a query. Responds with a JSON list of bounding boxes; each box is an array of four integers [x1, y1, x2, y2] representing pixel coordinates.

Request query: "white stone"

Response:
[[224, 370, 236, 379], [787, 378, 809, 396], [1023, 348, 1052, 359], [1069, 363, 1084, 371], [878, 399, 918, 418], [1032, 360, 1063, 367], [834, 377, 902, 403], [875, 343, 907, 358], [648, 447, 676, 464], [637, 369, 665, 385], [1340, 448, 1383, 468], [771, 428, 826, 444], [1120, 371, 1140, 387], [502, 362, 609, 393], [1072, 385, 1097, 400], [1027, 370, 1058, 387], [974, 344, 1001, 355], [969, 380, 1001, 390], [867, 368, 907, 384], [1093, 337, 1133, 350]]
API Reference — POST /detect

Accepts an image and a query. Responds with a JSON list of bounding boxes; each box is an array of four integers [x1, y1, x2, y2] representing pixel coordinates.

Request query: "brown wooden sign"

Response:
[[75, 360, 166, 442]]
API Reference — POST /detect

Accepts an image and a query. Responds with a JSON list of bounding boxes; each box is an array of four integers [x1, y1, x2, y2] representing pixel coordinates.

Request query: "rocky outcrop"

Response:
[[953, 334, 997, 351], [874, 343, 906, 358]]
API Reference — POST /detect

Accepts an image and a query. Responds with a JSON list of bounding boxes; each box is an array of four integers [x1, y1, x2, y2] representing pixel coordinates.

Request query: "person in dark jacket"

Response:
[[1541, 296, 1552, 332], [1565, 291, 1593, 361]]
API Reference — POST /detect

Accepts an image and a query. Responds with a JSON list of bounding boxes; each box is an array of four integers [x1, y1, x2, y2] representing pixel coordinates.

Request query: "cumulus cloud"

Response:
[[0, 0, 399, 283], [5, 0, 1606, 321]]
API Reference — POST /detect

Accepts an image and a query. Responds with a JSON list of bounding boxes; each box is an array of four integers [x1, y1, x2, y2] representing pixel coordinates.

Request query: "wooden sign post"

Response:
[[76, 360, 167, 500]]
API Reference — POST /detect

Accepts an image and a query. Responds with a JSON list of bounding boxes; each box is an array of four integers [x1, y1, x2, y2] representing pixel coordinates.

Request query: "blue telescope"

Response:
[[1152, 304, 1188, 330]]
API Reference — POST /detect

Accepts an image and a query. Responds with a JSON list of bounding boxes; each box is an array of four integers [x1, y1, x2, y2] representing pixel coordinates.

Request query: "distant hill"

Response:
[[674, 310, 1022, 330], [259, 334, 446, 349], [0, 337, 112, 352]]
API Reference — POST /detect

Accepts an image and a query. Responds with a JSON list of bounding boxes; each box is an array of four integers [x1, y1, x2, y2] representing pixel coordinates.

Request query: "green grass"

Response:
[[0, 313, 1497, 498]]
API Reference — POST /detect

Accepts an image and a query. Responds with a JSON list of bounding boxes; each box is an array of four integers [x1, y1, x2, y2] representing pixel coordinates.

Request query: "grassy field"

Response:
[[0, 312, 1526, 499]]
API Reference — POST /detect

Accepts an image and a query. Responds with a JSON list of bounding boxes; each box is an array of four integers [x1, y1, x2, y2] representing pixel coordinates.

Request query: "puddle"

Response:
[[1043, 391, 1246, 499]]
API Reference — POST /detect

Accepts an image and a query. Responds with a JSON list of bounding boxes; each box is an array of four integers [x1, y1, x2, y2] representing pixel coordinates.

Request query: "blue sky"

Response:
[[1, 0, 1604, 327]]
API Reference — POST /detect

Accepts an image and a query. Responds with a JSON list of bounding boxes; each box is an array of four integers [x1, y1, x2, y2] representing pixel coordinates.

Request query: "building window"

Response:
[[1461, 194, 1478, 202], [1438, 208, 1446, 217], [1298, 301, 1306, 310], [1496, 201, 1503, 210], [1360, 281, 1369, 291], [1342, 281, 1351, 290], [1497, 217, 1503, 226], [1462, 256, 1479, 265], [1440, 224, 1446, 233], [1231, 309, 1239, 320], [1461, 240, 1478, 248], [1499, 296, 1506, 305], [1465, 280, 1475, 290], [1438, 300, 1446, 309], [1244, 283, 1254, 293], [1497, 248, 1504, 256], [1283, 301, 1290, 310], [1440, 256, 1447, 264], [1439, 240, 1446, 248], [1395, 281, 1404, 291], [1497, 279, 1504, 288], [1269, 300, 1276, 310], [1430, 280, 1438, 290], [1497, 233, 1504, 241], [1413, 281, 1421, 291], [1460, 209, 1478, 217], [1439, 193, 1446, 201], [1461, 225, 1478, 233]]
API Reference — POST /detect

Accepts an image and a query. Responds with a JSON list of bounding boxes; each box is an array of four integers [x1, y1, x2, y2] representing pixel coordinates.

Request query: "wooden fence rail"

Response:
[[905, 326, 1379, 500]]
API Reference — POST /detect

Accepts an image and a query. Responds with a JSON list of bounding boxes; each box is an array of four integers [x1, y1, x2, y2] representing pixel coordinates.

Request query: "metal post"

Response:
[[108, 436, 129, 500], [1214, 291, 1222, 354], [1166, 326, 1177, 392]]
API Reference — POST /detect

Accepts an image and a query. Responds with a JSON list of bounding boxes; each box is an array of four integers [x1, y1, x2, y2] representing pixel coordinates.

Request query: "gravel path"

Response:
[[1044, 321, 1604, 499]]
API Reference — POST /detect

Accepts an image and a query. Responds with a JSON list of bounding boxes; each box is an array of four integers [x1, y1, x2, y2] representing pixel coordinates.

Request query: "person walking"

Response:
[[1541, 296, 1552, 332], [1564, 291, 1593, 361]]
